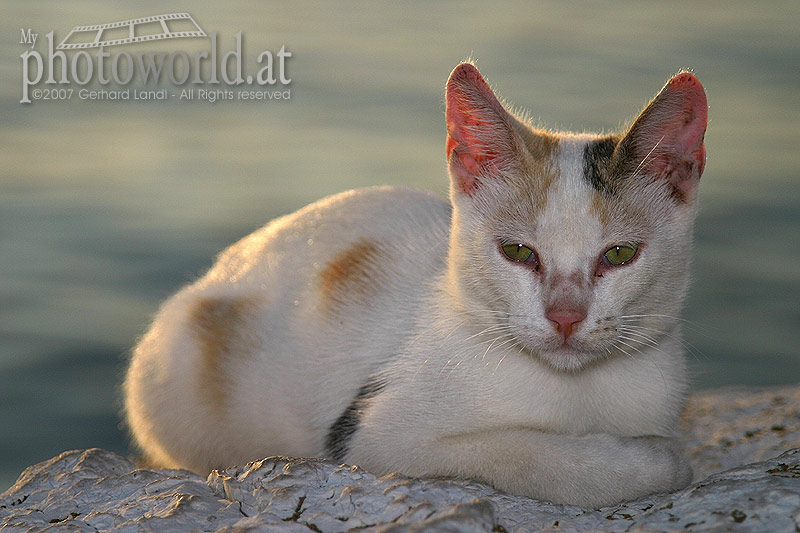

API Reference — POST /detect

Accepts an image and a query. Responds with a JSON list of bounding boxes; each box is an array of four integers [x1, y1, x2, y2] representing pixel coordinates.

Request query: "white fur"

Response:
[[125, 187, 452, 471], [125, 70, 701, 508]]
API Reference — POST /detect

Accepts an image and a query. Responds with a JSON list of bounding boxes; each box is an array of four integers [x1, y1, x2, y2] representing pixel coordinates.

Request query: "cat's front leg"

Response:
[[351, 428, 692, 508]]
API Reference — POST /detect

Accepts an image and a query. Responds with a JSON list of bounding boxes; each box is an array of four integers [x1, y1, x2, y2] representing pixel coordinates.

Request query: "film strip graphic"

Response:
[[56, 13, 206, 50]]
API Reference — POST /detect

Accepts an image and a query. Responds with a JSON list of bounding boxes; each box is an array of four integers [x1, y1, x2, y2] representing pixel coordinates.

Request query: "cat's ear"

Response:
[[445, 63, 520, 195], [617, 72, 708, 202]]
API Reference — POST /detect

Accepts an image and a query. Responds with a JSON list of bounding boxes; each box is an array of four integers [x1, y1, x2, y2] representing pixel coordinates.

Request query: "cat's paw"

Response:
[[636, 435, 693, 491]]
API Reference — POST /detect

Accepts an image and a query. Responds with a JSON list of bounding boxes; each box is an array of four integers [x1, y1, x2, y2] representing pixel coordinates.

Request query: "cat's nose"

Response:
[[546, 309, 587, 340]]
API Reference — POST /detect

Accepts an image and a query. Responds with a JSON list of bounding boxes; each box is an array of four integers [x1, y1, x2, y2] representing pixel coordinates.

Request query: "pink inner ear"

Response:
[[445, 101, 497, 168], [694, 143, 706, 176], [668, 73, 707, 146], [445, 63, 508, 194], [627, 72, 708, 197]]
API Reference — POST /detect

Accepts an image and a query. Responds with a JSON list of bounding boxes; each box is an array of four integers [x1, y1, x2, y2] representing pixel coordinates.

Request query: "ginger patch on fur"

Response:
[[319, 239, 381, 310], [517, 128, 560, 213], [191, 295, 262, 411]]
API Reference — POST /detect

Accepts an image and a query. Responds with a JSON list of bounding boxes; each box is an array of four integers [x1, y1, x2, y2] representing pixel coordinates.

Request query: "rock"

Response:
[[680, 386, 800, 481], [2, 386, 800, 532]]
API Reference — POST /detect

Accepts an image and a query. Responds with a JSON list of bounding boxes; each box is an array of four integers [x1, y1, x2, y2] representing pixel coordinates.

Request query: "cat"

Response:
[[124, 62, 707, 508]]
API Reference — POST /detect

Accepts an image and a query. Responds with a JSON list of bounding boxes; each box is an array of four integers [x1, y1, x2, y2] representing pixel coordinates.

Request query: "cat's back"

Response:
[[202, 184, 452, 436], [181, 185, 453, 365], [125, 186, 451, 470], [199, 186, 451, 296]]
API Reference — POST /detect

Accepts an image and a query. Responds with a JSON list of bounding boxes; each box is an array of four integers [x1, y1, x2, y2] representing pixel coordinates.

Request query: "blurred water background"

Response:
[[2, 1, 798, 490]]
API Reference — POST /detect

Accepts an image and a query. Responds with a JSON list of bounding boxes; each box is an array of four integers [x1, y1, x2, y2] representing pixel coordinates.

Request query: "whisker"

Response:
[[617, 328, 660, 346], [619, 314, 720, 338], [617, 335, 675, 360], [493, 339, 527, 373], [629, 135, 665, 180], [612, 341, 636, 360], [615, 338, 644, 357], [440, 328, 517, 384], [619, 323, 706, 361], [478, 333, 514, 363], [613, 338, 668, 390], [462, 324, 515, 342]]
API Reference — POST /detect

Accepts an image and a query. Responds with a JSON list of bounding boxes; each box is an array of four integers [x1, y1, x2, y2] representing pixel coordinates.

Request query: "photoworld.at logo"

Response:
[[19, 13, 292, 104]]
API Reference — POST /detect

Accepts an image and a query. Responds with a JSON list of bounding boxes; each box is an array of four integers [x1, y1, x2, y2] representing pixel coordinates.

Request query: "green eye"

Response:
[[502, 243, 535, 263], [603, 245, 637, 265]]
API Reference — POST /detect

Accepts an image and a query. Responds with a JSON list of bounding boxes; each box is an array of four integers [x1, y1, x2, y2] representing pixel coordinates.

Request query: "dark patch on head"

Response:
[[583, 136, 619, 195], [325, 377, 386, 462]]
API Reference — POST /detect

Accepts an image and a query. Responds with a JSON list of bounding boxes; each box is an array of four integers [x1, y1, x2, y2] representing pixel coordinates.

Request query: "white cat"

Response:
[[124, 62, 707, 508]]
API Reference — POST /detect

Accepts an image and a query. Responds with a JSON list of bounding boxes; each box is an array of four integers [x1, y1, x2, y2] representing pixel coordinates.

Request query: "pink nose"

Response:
[[546, 309, 587, 340]]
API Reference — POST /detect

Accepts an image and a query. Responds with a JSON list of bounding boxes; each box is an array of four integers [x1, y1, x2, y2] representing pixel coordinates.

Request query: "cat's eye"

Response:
[[602, 245, 638, 266], [501, 243, 538, 265]]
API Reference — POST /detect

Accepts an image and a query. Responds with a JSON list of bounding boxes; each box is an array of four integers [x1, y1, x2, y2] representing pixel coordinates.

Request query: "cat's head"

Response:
[[444, 62, 707, 372]]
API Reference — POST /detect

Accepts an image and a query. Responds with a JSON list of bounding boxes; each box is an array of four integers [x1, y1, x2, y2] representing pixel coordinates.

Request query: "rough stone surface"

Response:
[[680, 386, 800, 481], [2, 386, 800, 532]]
